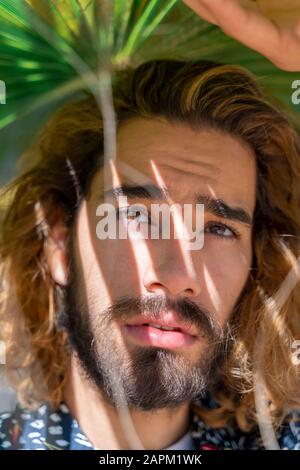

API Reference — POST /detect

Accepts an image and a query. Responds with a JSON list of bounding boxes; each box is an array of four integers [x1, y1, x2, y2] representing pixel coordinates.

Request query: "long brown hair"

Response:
[[1, 60, 300, 431]]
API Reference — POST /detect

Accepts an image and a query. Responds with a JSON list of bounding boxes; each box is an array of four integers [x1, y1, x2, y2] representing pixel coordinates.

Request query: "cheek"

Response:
[[200, 242, 252, 322], [77, 201, 141, 298], [81, 242, 136, 297], [78, 235, 151, 306]]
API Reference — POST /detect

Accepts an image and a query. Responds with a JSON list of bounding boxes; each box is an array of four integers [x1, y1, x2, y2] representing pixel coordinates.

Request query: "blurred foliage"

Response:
[[0, 0, 299, 183]]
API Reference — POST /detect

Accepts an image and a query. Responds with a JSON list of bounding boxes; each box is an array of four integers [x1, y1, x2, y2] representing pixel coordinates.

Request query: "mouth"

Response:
[[122, 314, 198, 350]]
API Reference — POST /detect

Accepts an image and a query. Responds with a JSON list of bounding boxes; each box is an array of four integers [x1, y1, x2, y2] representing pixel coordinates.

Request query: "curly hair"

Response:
[[1, 60, 300, 432]]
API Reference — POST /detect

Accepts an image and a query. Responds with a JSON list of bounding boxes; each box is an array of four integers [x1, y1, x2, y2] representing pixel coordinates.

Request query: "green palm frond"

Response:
[[0, 0, 299, 182]]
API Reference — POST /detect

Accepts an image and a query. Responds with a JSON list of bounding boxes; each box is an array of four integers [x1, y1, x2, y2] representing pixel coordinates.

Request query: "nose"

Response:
[[143, 254, 201, 298]]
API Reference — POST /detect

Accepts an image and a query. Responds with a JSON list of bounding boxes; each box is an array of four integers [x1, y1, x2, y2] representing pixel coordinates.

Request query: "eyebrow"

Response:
[[196, 193, 252, 226], [102, 184, 169, 200], [101, 184, 252, 226]]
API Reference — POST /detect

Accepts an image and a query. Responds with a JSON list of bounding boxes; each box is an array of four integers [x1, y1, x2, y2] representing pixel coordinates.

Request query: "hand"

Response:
[[182, 0, 300, 71]]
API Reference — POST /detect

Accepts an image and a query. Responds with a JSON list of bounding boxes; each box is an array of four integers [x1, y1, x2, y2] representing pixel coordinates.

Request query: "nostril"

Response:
[[150, 282, 164, 289], [184, 288, 195, 295]]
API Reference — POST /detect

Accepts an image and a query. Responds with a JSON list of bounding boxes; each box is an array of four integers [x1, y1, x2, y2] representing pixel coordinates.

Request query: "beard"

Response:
[[58, 240, 231, 411]]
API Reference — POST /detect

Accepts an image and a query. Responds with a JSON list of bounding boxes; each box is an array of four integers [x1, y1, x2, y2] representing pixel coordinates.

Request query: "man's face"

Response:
[[63, 118, 256, 410]]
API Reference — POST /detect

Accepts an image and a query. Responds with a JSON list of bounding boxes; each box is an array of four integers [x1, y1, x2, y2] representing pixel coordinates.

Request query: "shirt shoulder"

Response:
[[0, 410, 14, 449], [191, 397, 300, 450], [0, 402, 94, 450], [0, 403, 48, 450], [277, 411, 300, 450]]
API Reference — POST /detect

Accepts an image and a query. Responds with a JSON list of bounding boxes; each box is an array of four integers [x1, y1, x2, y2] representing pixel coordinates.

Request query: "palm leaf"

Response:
[[0, 0, 299, 182]]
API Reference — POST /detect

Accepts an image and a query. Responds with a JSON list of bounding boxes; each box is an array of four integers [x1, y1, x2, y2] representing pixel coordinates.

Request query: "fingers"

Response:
[[183, 0, 300, 71], [182, 0, 218, 25], [191, 0, 282, 62]]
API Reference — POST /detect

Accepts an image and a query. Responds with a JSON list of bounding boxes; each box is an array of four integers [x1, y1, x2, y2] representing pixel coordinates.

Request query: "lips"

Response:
[[122, 312, 198, 350], [124, 312, 198, 337]]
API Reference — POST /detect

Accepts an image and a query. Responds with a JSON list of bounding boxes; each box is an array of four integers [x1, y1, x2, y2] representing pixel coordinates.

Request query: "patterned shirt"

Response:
[[0, 401, 300, 450]]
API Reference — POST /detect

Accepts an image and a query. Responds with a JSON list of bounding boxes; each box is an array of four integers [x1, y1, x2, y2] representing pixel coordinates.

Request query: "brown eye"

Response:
[[117, 207, 150, 224], [204, 222, 239, 240]]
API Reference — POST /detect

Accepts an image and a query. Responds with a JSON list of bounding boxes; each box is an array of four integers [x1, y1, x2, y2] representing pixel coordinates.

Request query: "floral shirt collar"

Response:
[[0, 401, 299, 450]]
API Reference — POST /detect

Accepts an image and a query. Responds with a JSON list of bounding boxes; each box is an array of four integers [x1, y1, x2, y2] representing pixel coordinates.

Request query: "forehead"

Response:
[[93, 118, 257, 212]]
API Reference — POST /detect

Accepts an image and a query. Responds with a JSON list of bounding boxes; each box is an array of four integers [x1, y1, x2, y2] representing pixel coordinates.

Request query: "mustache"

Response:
[[104, 294, 223, 341]]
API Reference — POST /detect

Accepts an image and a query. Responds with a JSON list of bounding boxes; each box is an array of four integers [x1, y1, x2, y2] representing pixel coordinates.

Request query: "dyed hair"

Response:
[[1, 60, 300, 431]]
